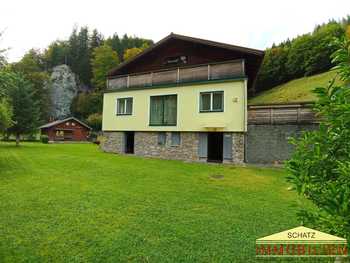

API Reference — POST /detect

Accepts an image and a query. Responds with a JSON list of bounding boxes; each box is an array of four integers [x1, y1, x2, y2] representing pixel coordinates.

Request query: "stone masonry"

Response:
[[134, 132, 199, 161], [232, 133, 245, 164], [100, 131, 124, 153], [101, 131, 245, 164]]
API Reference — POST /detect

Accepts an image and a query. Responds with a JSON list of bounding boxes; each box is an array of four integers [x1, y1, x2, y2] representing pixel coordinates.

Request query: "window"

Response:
[[200, 91, 224, 112], [117, 98, 133, 115], [171, 132, 181, 146], [158, 132, 166, 145], [150, 95, 177, 126]]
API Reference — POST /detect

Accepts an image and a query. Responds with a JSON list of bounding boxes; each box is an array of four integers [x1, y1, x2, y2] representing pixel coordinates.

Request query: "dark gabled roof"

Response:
[[108, 33, 264, 77], [39, 117, 92, 130]]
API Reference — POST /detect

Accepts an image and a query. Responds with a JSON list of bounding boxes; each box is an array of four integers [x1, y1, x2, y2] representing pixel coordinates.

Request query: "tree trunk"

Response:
[[16, 133, 20, 146]]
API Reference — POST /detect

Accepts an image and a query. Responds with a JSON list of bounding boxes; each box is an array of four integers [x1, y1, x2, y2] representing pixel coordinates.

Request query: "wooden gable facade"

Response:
[[108, 33, 264, 94], [39, 117, 91, 142]]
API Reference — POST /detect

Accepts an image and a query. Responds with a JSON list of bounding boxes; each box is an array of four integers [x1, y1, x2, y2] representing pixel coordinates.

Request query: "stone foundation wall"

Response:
[[100, 131, 124, 153], [232, 133, 245, 164], [101, 131, 245, 164], [134, 132, 199, 161], [246, 124, 319, 164]]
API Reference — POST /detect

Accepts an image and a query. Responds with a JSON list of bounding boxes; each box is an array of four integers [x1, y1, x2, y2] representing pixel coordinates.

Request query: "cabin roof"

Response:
[[39, 117, 92, 130], [108, 33, 264, 76]]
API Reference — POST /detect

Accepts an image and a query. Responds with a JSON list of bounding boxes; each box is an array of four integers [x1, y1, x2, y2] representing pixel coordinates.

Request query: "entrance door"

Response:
[[207, 132, 223, 162], [125, 132, 134, 154]]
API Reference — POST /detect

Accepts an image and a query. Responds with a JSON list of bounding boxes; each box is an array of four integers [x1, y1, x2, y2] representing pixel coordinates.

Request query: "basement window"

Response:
[[171, 132, 181, 146], [158, 132, 166, 145], [117, 97, 133, 115], [200, 91, 224, 112]]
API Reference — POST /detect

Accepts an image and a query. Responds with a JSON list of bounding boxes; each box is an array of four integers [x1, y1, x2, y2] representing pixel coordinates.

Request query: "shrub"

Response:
[[41, 135, 49, 144], [286, 37, 350, 239], [87, 113, 102, 131]]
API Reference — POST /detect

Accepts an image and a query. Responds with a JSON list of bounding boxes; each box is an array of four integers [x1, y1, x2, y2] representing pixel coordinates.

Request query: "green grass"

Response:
[[0, 143, 306, 262], [249, 71, 342, 105]]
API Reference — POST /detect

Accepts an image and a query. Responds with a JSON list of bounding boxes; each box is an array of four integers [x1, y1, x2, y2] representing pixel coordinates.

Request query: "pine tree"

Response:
[[7, 74, 40, 146]]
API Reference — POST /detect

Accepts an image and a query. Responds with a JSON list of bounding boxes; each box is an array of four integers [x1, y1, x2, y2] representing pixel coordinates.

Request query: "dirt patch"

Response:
[[210, 174, 224, 179]]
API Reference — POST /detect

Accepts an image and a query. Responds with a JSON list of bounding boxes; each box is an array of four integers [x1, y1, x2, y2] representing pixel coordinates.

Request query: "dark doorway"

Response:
[[125, 132, 134, 154], [207, 132, 223, 163], [64, 130, 73, 141]]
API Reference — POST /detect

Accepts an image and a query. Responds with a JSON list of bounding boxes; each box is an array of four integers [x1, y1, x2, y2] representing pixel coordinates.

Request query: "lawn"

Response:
[[0, 142, 305, 262], [249, 70, 342, 105]]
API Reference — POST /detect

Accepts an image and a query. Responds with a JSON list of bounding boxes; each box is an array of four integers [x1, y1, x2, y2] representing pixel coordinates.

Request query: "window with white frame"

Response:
[[117, 97, 133, 115], [199, 91, 224, 112]]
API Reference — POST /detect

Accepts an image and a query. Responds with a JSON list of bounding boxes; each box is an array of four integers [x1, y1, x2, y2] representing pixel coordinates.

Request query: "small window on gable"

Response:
[[117, 98, 133, 115], [200, 91, 224, 112], [171, 132, 181, 146], [158, 132, 166, 145]]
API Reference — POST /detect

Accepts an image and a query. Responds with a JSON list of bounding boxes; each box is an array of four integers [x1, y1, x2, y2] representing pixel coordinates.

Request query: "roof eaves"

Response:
[[38, 117, 92, 130], [107, 33, 265, 77]]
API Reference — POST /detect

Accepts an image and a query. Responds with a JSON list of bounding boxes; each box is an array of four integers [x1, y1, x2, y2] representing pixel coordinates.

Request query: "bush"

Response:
[[41, 135, 49, 144], [87, 113, 102, 131], [286, 37, 350, 239]]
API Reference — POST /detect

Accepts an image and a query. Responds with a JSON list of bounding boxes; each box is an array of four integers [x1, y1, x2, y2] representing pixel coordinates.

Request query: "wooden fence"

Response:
[[248, 102, 319, 124]]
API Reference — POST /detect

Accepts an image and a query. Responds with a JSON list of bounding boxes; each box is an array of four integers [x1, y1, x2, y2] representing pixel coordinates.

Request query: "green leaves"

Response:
[[256, 20, 346, 93], [91, 44, 119, 91], [331, 37, 350, 83], [0, 98, 12, 131], [285, 38, 350, 239]]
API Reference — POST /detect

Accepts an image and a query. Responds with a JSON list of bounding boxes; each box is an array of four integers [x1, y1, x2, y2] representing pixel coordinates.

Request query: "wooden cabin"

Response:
[[39, 117, 91, 142]]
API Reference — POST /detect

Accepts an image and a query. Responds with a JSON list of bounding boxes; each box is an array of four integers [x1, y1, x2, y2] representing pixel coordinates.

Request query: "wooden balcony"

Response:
[[107, 59, 245, 90]]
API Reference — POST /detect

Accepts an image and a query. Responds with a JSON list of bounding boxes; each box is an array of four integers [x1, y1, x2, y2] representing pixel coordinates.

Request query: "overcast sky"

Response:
[[1, 0, 348, 62]]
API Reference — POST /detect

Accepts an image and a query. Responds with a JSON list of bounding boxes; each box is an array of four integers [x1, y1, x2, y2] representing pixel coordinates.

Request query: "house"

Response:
[[101, 33, 264, 163], [39, 117, 91, 142]]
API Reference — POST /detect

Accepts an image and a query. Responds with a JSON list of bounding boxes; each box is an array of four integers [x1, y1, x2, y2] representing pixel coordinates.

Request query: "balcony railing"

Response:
[[107, 59, 245, 90]]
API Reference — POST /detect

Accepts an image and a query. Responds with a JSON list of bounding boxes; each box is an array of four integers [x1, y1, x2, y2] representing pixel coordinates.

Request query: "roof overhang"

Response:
[[39, 117, 92, 130], [108, 33, 264, 77]]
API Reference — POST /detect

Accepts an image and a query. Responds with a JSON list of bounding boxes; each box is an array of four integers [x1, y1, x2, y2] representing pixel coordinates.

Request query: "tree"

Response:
[[90, 29, 104, 53], [91, 44, 119, 91], [44, 40, 69, 68], [255, 16, 348, 93], [86, 113, 102, 131], [123, 47, 142, 61], [7, 74, 40, 146], [0, 30, 7, 68], [306, 23, 344, 76], [105, 33, 153, 61], [12, 49, 51, 123], [123, 43, 149, 61], [0, 69, 15, 131], [286, 37, 350, 239], [0, 99, 12, 132], [70, 92, 103, 119], [66, 27, 92, 86]]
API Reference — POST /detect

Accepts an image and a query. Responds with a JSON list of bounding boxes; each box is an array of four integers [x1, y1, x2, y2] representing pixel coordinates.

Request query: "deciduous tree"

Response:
[[13, 49, 51, 123], [91, 44, 119, 91]]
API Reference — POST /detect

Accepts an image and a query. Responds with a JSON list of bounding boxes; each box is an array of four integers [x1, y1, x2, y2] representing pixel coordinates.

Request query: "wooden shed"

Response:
[[39, 117, 91, 142]]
